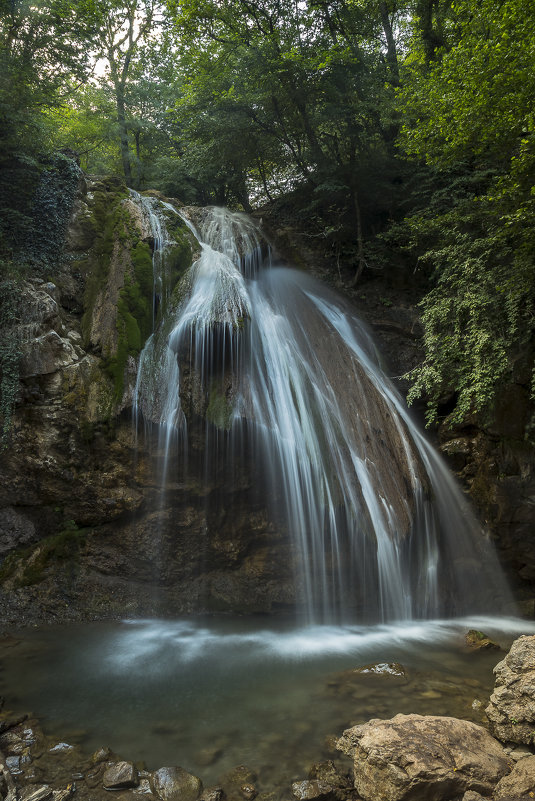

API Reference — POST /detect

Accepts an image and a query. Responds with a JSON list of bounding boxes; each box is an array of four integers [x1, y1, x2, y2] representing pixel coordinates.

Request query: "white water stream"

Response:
[[134, 200, 512, 623]]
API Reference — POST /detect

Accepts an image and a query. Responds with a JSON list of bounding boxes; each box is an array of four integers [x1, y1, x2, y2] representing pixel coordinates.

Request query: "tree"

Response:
[[96, 0, 157, 186], [394, 0, 535, 429], [166, 0, 400, 273], [0, 0, 99, 251]]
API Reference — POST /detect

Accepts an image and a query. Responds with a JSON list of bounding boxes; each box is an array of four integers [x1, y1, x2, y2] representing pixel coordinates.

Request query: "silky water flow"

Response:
[[0, 196, 526, 787], [133, 196, 513, 624]]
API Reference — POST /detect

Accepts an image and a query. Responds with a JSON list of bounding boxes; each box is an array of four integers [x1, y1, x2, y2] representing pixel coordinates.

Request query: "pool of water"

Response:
[[1, 615, 534, 792]]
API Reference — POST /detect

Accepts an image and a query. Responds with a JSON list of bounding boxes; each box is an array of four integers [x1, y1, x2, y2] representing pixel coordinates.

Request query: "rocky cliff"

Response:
[[0, 173, 301, 624], [0, 167, 533, 624]]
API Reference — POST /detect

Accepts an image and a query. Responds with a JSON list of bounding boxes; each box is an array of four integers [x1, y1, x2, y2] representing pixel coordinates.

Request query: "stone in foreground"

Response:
[[151, 767, 203, 801], [486, 634, 535, 745], [493, 754, 535, 798], [336, 713, 510, 801], [103, 760, 138, 789]]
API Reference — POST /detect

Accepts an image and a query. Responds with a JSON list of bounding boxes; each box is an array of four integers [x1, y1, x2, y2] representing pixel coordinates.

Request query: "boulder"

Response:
[[486, 635, 535, 745], [103, 761, 138, 789], [151, 767, 202, 801], [493, 754, 535, 798], [336, 713, 511, 801], [464, 630, 500, 652]]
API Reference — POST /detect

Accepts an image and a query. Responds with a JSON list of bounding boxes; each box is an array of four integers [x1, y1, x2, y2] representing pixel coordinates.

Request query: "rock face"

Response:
[[486, 634, 535, 745], [336, 713, 510, 801], [0, 174, 303, 624]]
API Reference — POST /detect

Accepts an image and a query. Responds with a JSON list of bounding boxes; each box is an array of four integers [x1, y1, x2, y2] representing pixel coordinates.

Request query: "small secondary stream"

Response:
[[1, 617, 534, 793]]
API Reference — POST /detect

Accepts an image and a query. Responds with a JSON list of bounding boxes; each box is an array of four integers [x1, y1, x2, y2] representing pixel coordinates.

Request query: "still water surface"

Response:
[[2, 616, 534, 789]]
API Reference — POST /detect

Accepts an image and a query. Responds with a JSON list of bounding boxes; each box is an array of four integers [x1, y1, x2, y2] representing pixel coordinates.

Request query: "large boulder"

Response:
[[336, 713, 510, 801], [486, 635, 535, 745]]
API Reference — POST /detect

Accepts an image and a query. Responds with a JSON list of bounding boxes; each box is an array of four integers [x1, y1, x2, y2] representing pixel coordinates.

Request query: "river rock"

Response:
[[336, 713, 510, 801], [291, 780, 335, 801], [464, 630, 500, 651], [150, 767, 202, 801], [486, 635, 535, 745], [354, 662, 407, 678], [493, 754, 535, 798], [103, 761, 139, 789], [199, 788, 224, 801], [20, 788, 53, 801]]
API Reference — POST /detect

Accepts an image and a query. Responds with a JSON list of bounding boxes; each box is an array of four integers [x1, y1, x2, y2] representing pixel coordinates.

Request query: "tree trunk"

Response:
[[379, 1, 400, 86], [115, 87, 132, 187], [349, 182, 365, 286]]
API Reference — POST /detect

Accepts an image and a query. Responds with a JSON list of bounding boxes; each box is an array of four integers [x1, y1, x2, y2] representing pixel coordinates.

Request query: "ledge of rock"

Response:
[[486, 634, 535, 745], [336, 713, 511, 801]]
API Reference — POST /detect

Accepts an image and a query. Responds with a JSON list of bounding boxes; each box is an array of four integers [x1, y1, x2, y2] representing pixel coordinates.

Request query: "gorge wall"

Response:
[[0, 167, 533, 624]]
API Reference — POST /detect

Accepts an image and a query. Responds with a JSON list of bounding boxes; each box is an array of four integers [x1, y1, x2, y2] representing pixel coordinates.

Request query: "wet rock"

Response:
[[464, 630, 500, 652], [92, 746, 114, 763], [336, 713, 510, 801], [52, 789, 74, 801], [103, 761, 139, 790], [354, 663, 407, 678], [308, 761, 352, 793], [199, 787, 225, 801], [291, 781, 335, 801], [19, 787, 53, 801], [49, 743, 74, 753], [493, 754, 535, 798], [486, 635, 535, 745], [134, 778, 156, 795], [461, 793, 487, 801], [151, 767, 202, 801], [219, 767, 257, 788], [6, 755, 22, 773], [239, 785, 256, 801]]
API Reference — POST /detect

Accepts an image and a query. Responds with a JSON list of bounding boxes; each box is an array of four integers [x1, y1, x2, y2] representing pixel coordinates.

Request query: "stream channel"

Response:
[[2, 615, 534, 792]]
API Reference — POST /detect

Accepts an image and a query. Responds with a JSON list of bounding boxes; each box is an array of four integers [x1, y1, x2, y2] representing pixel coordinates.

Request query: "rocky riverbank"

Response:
[[2, 634, 535, 801]]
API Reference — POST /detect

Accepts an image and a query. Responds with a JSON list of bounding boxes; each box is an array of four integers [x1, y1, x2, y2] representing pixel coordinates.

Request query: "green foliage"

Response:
[[0, 270, 23, 448], [393, 0, 535, 432], [21, 153, 81, 268]]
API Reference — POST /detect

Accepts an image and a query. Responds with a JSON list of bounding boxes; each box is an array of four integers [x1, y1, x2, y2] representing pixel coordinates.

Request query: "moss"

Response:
[[81, 179, 130, 346], [206, 385, 234, 430], [0, 521, 87, 588], [158, 206, 196, 313], [105, 244, 153, 402]]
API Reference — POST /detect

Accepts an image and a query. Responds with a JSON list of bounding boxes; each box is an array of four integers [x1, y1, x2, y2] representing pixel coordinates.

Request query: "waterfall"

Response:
[[134, 198, 512, 624]]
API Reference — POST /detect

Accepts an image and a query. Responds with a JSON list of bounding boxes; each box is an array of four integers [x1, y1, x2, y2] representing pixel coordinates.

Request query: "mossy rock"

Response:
[[0, 522, 87, 588], [206, 385, 234, 431]]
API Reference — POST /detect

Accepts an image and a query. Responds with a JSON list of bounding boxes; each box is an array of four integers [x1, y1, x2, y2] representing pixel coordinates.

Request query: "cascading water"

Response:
[[134, 199, 512, 624]]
